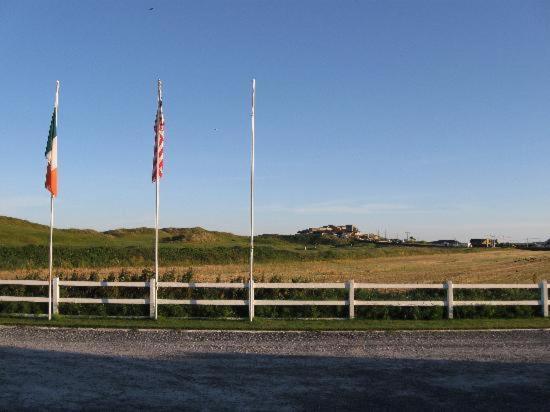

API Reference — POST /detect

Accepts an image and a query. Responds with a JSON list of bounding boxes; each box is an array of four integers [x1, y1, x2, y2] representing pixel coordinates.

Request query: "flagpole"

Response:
[[48, 194, 53, 320], [48, 80, 59, 321], [249, 78, 255, 321], [154, 79, 162, 320], [155, 161, 159, 320], [155, 170, 159, 320]]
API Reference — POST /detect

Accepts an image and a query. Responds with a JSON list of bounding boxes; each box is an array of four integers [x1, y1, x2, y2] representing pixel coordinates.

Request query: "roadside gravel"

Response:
[[1, 326, 549, 361], [0, 327, 548, 410]]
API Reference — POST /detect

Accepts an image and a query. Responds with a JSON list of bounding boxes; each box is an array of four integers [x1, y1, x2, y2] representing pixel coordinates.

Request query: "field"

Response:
[[2, 248, 549, 284], [2, 215, 550, 283], [2, 216, 441, 271], [157, 248, 550, 283]]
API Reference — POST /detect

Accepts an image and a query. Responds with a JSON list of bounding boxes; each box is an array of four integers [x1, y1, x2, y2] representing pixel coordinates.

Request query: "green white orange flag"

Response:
[[45, 81, 59, 197]]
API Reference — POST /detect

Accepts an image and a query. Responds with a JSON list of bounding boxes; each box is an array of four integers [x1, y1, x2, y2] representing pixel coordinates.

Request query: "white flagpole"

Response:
[[48, 195, 53, 320], [48, 80, 59, 321], [249, 79, 255, 321], [154, 79, 162, 320]]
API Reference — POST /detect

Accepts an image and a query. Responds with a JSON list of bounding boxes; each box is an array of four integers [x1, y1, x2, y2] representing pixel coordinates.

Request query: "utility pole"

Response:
[[405, 231, 410, 242]]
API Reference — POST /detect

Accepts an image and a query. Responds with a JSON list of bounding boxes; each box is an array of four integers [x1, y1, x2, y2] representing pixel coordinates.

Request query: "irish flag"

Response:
[[45, 82, 59, 197]]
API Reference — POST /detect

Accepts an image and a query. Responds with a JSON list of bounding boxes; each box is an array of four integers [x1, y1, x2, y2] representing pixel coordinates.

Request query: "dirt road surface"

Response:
[[0, 327, 549, 410]]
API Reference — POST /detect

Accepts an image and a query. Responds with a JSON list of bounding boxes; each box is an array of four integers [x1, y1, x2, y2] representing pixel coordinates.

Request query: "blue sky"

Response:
[[1, 0, 549, 242]]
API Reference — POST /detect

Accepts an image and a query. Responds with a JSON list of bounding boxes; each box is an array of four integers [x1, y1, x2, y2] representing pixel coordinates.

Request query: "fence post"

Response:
[[248, 279, 255, 321], [348, 280, 355, 319], [52, 277, 59, 316], [149, 278, 157, 319], [446, 280, 454, 319], [541, 280, 548, 318]]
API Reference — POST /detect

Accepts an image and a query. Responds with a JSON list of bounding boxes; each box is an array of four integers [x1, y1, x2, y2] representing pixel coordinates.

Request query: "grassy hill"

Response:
[[0, 216, 475, 271], [0, 216, 249, 247], [0, 216, 358, 249], [0, 216, 111, 247], [0, 216, 322, 269]]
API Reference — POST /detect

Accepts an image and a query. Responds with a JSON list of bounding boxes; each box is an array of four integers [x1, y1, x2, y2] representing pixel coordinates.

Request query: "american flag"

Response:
[[152, 85, 164, 182]]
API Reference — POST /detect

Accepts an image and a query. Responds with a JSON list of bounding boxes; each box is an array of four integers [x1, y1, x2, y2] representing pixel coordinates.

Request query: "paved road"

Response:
[[0, 327, 549, 410]]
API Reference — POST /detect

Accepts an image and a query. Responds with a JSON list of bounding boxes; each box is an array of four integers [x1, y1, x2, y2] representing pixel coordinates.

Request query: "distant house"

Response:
[[298, 224, 359, 238], [469, 238, 498, 248], [431, 240, 463, 247]]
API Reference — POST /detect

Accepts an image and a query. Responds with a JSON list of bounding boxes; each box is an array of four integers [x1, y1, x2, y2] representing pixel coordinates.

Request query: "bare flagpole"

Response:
[[154, 79, 162, 320], [48, 195, 54, 320], [48, 80, 59, 321], [249, 79, 255, 321]]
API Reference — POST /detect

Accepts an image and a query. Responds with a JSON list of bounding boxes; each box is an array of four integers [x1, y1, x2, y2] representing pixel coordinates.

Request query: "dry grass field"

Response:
[[186, 248, 550, 283], [4, 248, 550, 283]]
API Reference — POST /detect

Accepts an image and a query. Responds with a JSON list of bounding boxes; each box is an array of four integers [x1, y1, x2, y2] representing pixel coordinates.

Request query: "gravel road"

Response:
[[1, 327, 549, 410]]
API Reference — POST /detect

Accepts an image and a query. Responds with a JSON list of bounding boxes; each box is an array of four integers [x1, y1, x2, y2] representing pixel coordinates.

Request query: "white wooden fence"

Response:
[[0, 278, 548, 320]]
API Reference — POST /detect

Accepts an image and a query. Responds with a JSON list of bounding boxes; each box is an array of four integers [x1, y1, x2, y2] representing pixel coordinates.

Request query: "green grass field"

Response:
[[0, 215, 477, 271], [0, 316, 548, 331], [0, 215, 248, 247]]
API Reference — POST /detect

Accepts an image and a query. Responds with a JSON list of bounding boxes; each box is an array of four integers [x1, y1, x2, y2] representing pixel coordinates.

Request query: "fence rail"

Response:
[[0, 278, 548, 320]]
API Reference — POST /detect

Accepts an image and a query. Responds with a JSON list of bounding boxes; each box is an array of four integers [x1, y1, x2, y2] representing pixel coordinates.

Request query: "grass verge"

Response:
[[0, 316, 549, 331]]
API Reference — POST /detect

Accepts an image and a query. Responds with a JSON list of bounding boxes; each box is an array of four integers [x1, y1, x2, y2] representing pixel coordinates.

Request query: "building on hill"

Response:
[[298, 224, 360, 239], [469, 238, 498, 248], [431, 239, 464, 247], [297, 225, 417, 243]]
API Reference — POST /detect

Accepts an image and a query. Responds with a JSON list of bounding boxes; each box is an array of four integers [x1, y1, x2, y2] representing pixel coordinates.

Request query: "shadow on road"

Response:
[[0, 346, 548, 410]]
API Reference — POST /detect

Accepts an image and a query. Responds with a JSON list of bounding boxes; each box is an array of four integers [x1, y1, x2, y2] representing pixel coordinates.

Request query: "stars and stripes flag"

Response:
[[45, 81, 59, 197], [152, 82, 164, 182], [152, 80, 164, 320]]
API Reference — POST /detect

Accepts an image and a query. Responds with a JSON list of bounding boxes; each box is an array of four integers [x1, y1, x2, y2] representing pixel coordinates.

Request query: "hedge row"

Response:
[[0, 246, 356, 270]]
